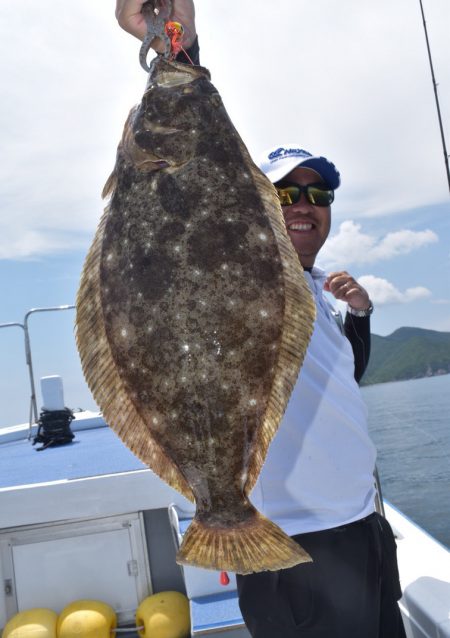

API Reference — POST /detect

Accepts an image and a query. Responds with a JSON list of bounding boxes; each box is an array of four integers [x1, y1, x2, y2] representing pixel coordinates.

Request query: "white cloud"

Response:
[[321, 221, 438, 268], [357, 275, 432, 305]]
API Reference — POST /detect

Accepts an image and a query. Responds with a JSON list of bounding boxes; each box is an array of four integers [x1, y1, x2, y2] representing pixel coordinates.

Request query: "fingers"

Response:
[[116, 0, 148, 40], [325, 271, 370, 311]]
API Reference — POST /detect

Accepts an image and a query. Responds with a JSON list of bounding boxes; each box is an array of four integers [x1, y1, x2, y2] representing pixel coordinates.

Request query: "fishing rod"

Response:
[[419, 0, 450, 194]]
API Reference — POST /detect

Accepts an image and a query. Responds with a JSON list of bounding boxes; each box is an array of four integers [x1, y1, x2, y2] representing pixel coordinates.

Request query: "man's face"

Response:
[[276, 166, 332, 268]]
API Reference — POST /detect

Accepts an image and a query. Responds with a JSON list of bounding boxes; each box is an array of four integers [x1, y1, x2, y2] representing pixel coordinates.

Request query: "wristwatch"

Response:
[[347, 301, 374, 317]]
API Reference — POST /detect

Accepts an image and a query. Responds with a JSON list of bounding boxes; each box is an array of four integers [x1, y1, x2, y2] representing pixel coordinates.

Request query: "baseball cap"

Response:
[[258, 144, 341, 189]]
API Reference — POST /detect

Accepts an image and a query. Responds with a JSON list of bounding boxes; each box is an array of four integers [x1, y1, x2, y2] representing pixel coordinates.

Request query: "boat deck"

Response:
[[0, 423, 145, 489]]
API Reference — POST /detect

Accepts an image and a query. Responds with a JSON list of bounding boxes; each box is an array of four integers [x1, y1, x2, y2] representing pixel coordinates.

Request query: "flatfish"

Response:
[[76, 55, 316, 574]]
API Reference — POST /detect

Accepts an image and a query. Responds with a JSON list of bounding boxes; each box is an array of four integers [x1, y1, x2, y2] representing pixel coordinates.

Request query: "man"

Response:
[[116, 2, 406, 636]]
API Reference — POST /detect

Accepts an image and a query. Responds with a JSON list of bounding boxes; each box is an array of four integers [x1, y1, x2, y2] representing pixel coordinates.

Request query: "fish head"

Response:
[[130, 57, 219, 169]]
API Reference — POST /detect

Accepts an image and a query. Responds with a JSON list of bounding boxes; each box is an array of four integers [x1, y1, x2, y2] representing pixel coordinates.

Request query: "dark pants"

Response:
[[236, 513, 406, 638]]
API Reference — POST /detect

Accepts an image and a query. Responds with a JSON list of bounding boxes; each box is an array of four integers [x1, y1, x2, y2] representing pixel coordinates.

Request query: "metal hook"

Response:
[[139, 0, 173, 72]]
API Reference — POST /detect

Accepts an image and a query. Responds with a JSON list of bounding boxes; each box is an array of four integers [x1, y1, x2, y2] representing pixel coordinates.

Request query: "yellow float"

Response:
[[2, 608, 58, 638], [56, 600, 116, 638], [136, 592, 190, 638]]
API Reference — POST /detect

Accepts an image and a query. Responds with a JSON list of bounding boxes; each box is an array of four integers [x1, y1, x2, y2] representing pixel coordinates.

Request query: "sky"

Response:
[[1, 0, 449, 427]]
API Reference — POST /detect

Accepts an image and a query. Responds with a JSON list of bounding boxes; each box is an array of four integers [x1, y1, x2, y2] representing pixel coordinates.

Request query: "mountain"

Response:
[[360, 327, 450, 386]]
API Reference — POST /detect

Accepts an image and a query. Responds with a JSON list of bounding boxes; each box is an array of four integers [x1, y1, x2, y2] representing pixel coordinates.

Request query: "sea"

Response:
[[361, 373, 450, 549]]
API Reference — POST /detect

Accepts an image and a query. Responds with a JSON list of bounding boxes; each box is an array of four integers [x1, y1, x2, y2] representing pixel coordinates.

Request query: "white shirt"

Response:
[[251, 267, 377, 535]]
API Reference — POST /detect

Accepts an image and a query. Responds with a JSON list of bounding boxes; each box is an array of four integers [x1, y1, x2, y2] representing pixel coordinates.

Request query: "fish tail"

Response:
[[176, 511, 311, 574]]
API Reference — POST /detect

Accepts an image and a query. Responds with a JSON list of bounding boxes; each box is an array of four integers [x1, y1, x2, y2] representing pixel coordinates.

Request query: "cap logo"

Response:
[[268, 147, 312, 162]]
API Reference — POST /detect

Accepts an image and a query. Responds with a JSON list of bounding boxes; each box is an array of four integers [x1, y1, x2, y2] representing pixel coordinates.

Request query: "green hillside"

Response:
[[361, 327, 450, 385]]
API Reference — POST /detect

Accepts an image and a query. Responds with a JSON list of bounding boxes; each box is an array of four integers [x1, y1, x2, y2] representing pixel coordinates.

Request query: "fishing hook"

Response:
[[139, 0, 173, 72]]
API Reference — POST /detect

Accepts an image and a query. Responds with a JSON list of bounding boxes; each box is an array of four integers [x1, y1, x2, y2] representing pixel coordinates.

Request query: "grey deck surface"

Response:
[[0, 426, 145, 489]]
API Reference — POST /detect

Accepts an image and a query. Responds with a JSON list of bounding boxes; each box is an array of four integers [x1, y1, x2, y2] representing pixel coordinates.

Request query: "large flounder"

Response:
[[76, 56, 316, 574]]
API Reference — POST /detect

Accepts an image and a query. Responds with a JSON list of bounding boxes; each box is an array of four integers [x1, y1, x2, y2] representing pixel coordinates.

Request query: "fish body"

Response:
[[76, 57, 316, 574]]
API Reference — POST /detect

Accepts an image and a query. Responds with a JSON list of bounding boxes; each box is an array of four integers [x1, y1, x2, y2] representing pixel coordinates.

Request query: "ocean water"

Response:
[[361, 374, 450, 549]]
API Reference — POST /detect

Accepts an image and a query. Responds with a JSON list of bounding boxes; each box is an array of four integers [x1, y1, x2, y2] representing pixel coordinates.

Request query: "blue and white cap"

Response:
[[258, 144, 341, 189]]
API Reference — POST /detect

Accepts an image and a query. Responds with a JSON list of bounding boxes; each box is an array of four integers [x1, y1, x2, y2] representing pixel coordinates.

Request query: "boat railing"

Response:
[[0, 305, 75, 437]]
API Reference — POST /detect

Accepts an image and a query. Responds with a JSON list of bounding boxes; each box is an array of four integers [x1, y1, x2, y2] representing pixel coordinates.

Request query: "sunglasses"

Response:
[[274, 181, 334, 207]]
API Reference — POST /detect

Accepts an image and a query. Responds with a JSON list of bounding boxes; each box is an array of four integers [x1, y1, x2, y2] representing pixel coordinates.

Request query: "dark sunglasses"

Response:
[[274, 181, 334, 207]]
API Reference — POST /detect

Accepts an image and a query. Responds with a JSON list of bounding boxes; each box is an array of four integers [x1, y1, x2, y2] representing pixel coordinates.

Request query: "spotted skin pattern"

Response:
[[76, 57, 315, 572]]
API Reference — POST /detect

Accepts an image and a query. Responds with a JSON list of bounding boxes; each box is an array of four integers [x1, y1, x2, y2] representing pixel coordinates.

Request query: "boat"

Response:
[[0, 306, 449, 637]]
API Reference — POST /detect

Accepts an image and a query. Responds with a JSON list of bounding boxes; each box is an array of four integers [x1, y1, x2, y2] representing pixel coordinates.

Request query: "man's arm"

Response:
[[325, 271, 372, 382], [343, 313, 371, 383]]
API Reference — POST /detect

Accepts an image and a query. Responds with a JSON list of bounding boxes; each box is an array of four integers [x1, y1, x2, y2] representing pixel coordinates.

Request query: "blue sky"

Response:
[[1, 0, 449, 427]]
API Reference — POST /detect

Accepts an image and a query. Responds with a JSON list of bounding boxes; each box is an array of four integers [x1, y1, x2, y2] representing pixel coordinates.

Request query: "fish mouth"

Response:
[[142, 121, 182, 135]]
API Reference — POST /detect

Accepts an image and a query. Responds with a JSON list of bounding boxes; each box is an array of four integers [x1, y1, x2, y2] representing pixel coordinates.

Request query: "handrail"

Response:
[[0, 305, 75, 437]]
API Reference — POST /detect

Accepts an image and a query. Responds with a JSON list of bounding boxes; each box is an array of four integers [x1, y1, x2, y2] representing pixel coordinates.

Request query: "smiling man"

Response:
[[115, 2, 406, 636]]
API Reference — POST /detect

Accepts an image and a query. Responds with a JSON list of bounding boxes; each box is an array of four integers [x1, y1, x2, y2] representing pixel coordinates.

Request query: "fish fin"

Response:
[[176, 510, 311, 574], [75, 209, 194, 503], [234, 143, 317, 496], [101, 169, 117, 200]]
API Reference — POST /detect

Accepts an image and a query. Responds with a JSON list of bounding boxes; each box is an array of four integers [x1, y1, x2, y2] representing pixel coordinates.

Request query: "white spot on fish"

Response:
[[174, 245, 181, 253], [182, 344, 190, 352], [152, 417, 159, 425], [193, 269, 201, 276], [259, 233, 267, 241], [260, 309, 268, 318], [181, 376, 187, 383], [221, 264, 228, 270], [147, 325, 153, 332], [137, 292, 143, 298], [121, 328, 128, 337], [106, 253, 114, 261], [249, 399, 257, 406]]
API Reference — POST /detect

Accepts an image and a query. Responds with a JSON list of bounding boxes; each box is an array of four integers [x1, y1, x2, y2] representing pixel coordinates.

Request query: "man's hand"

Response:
[[324, 271, 371, 311], [115, 0, 196, 48]]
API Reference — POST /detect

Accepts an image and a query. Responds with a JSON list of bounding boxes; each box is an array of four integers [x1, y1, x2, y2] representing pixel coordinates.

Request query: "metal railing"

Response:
[[0, 305, 75, 437]]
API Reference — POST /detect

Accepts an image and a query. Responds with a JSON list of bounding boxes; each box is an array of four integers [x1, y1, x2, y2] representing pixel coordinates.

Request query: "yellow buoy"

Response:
[[56, 600, 116, 638], [2, 608, 57, 638], [136, 592, 190, 638]]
